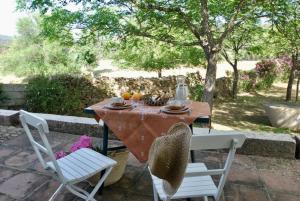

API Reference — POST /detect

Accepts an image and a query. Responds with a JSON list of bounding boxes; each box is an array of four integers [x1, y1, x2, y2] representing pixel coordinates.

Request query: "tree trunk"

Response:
[[296, 74, 300, 101], [202, 53, 218, 108], [158, 69, 162, 78], [232, 59, 239, 99], [286, 54, 297, 101]]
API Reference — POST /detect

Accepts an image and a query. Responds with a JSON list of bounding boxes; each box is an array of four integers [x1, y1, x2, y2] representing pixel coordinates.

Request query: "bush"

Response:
[[190, 84, 204, 101], [255, 60, 276, 77], [254, 59, 280, 90], [238, 70, 257, 92], [255, 74, 277, 90], [276, 55, 292, 81], [25, 75, 113, 116]]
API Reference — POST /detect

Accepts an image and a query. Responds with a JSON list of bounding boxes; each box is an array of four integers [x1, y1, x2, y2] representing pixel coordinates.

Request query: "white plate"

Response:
[[104, 104, 132, 110], [161, 107, 190, 114]]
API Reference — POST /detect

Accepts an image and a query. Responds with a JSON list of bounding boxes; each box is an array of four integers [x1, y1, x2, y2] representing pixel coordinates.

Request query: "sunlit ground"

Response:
[[213, 82, 300, 135]]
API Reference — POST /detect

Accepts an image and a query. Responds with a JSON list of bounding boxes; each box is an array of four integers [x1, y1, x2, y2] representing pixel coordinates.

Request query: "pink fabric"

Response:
[[91, 99, 211, 162]]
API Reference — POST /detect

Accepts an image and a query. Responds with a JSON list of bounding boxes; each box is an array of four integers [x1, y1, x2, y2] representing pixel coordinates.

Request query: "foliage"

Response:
[[255, 74, 277, 90], [275, 55, 293, 80], [263, 0, 300, 100], [17, 0, 265, 105], [254, 59, 281, 90], [104, 37, 205, 75], [0, 16, 82, 77], [222, 22, 265, 62], [238, 70, 257, 92], [190, 84, 204, 101], [255, 60, 276, 77], [265, 0, 300, 55], [25, 74, 113, 116]]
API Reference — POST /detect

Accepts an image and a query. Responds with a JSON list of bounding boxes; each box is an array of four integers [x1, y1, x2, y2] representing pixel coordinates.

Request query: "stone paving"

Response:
[[0, 126, 23, 144], [0, 126, 299, 201]]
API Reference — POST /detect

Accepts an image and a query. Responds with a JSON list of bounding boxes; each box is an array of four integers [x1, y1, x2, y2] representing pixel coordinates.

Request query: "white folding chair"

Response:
[[19, 110, 117, 201], [150, 133, 246, 201]]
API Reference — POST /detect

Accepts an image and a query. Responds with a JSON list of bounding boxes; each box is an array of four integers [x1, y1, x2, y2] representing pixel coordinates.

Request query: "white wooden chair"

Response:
[[19, 110, 117, 201], [150, 133, 246, 201]]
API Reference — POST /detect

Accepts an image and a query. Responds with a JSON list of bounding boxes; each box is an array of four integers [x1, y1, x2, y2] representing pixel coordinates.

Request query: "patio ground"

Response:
[[213, 82, 300, 135], [0, 126, 299, 201]]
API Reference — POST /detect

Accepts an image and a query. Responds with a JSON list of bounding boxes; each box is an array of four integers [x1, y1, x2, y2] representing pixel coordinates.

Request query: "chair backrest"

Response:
[[19, 110, 65, 182], [190, 133, 245, 150], [189, 133, 245, 201]]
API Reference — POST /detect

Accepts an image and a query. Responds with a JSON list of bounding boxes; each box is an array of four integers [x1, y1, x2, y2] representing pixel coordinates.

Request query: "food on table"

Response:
[[142, 92, 170, 106], [122, 92, 131, 100], [132, 92, 142, 101]]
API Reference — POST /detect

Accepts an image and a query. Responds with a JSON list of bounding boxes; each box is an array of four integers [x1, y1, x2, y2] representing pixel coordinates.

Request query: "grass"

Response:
[[213, 82, 300, 135]]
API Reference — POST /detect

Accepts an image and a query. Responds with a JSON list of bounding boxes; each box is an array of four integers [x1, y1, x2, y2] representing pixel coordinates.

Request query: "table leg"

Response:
[[102, 123, 109, 155], [209, 115, 212, 133], [188, 125, 194, 201], [189, 124, 195, 163], [98, 123, 109, 194]]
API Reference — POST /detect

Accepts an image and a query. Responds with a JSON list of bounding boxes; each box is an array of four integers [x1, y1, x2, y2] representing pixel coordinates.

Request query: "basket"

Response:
[[142, 94, 169, 106], [87, 149, 129, 187]]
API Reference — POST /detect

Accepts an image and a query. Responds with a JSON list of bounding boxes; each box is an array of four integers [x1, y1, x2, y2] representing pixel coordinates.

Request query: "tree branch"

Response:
[[199, 0, 213, 47], [134, 30, 200, 46], [222, 49, 235, 67], [216, 0, 246, 47], [129, 0, 202, 41]]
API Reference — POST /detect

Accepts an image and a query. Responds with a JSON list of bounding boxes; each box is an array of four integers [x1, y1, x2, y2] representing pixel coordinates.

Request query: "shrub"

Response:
[[25, 75, 113, 116], [255, 60, 276, 77], [190, 84, 204, 101], [254, 59, 280, 90], [238, 70, 257, 92], [255, 74, 277, 90], [275, 55, 292, 81]]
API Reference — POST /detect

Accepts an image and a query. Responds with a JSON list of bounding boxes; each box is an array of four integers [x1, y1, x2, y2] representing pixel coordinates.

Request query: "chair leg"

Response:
[[49, 184, 64, 201], [65, 167, 113, 201], [87, 167, 113, 201]]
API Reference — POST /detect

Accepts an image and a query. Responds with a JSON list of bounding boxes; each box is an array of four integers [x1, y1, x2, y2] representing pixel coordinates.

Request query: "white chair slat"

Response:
[[75, 150, 106, 168], [67, 154, 99, 171], [190, 133, 245, 150], [49, 149, 116, 182], [58, 160, 84, 178], [59, 157, 91, 177], [154, 174, 217, 200], [185, 163, 207, 172], [79, 148, 116, 166], [47, 162, 75, 181]]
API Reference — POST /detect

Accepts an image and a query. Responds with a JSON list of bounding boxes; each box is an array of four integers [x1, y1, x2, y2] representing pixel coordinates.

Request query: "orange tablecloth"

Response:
[[91, 99, 211, 162]]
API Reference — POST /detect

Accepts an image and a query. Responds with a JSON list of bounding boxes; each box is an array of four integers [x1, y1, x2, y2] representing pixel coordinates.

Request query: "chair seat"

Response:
[[47, 148, 117, 183], [151, 163, 218, 200]]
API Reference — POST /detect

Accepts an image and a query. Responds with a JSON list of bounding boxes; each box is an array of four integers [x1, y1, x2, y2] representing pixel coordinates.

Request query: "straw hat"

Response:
[[148, 122, 192, 197]]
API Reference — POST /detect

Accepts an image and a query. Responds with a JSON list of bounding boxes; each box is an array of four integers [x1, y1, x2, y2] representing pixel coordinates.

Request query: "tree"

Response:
[[0, 16, 81, 76], [104, 36, 205, 77], [265, 0, 300, 101], [222, 22, 264, 98], [17, 0, 264, 107]]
